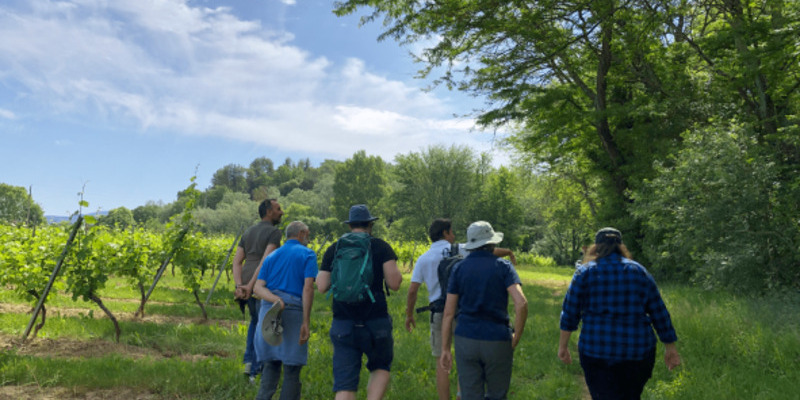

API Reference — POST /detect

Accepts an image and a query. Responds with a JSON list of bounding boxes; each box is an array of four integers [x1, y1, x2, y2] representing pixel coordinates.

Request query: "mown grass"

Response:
[[2, 265, 799, 399]]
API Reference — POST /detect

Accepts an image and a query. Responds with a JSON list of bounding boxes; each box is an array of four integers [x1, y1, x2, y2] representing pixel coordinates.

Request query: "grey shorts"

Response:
[[430, 312, 456, 357]]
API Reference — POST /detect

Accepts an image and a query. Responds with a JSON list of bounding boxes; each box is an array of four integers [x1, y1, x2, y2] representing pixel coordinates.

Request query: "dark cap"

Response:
[[595, 227, 622, 245], [344, 204, 379, 224]]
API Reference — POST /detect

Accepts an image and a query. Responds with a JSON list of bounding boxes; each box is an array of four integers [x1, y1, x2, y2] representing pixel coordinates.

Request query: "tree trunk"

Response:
[[594, 3, 628, 198], [135, 283, 146, 318], [193, 290, 208, 320], [91, 294, 121, 343]]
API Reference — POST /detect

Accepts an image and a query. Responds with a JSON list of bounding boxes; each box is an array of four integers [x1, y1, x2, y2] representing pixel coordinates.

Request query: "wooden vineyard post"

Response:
[[22, 216, 83, 341], [204, 226, 244, 308], [135, 228, 189, 317]]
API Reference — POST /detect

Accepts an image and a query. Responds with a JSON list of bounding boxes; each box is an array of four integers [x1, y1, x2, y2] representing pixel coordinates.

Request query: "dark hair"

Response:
[[258, 198, 277, 219], [428, 218, 452, 242], [348, 221, 373, 230], [472, 243, 496, 253]]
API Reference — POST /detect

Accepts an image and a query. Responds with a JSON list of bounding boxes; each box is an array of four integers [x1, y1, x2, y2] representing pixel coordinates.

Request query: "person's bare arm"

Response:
[[232, 247, 247, 298], [494, 247, 517, 265], [316, 271, 331, 293], [508, 283, 528, 348], [300, 277, 315, 345], [439, 293, 458, 372], [558, 330, 573, 364], [405, 282, 421, 332], [383, 259, 402, 291], [252, 278, 283, 308]]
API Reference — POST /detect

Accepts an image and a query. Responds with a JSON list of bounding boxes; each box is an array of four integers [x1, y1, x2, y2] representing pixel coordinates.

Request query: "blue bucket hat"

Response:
[[344, 204, 379, 224]]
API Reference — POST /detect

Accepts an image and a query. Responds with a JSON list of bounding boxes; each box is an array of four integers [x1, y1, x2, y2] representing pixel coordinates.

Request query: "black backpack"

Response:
[[417, 243, 463, 313]]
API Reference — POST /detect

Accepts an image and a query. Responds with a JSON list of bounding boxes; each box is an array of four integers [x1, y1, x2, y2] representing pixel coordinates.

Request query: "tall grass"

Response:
[[1, 266, 799, 399]]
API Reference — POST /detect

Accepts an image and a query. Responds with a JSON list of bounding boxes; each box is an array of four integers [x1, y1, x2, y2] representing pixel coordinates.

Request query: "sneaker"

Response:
[[249, 375, 257, 385], [261, 301, 284, 346], [243, 362, 251, 377]]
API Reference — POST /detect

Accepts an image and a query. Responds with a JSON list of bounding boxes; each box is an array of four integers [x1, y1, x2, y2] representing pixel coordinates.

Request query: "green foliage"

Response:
[[472, 166, 525, 248], [98, 206, 134, 230], [64, 225, 115, 302], [0, 183, 45, 226], [132, 201, 162, 225], [332, 150, 389, 222], [193, 191, 257, 235], [0, 224, 69, 303], [211, 164, 248, 193], [390, 145, 478, 241], [631, 125, 800, 291]]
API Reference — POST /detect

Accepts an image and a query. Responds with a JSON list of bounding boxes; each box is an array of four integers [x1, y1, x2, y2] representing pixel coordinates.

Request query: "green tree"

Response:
[[98, 207, 134, 230], [193, 192, 258, 235], [472, 167, 524, 249], [631, 125, 800, 291], [201, 186, 231, 209], [246, 157, 275, 194], [132, 202, 162, 225], [0, 183, 45, 225], [332, 150, 389, 222], [390, 145, 478, 240], [211, 164, 248, 193]]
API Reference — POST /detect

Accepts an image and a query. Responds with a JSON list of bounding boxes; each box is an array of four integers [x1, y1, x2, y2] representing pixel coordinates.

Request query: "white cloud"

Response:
[[0, 108, 15, 119], [0, 0, 506, 162]]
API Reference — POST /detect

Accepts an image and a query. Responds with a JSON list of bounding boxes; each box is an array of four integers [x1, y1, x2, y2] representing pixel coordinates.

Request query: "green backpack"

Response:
[[329, 232, 375, 303]]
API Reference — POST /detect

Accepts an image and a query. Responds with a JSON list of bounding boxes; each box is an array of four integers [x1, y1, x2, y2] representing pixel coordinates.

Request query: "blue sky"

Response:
[[0, 0, 509, 216]]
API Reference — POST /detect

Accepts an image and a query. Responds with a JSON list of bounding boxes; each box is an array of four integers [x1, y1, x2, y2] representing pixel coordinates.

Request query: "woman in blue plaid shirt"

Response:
[[558, 227, 681, 400]]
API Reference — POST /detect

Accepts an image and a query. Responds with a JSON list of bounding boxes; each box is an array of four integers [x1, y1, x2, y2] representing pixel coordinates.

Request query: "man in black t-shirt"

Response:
[[316, 204, 402, 400]]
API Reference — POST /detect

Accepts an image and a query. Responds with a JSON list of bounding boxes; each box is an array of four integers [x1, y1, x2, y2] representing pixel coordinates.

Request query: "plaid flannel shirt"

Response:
[[560, 253, 677, 361]]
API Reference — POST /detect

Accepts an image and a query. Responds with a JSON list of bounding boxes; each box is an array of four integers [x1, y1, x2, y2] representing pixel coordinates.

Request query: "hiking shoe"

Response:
[[261, 301, 284, 346]]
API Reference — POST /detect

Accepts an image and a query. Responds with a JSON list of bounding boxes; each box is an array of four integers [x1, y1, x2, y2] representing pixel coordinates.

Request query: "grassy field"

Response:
[[1, 265, 799, 399]]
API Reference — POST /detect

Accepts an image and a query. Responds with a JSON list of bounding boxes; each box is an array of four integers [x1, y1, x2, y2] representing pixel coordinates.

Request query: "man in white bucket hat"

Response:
[[439, 221, 528, 400]]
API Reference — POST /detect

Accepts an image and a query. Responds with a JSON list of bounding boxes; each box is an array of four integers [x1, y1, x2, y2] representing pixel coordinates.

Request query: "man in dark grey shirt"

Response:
[[233, 199, 283, 382]]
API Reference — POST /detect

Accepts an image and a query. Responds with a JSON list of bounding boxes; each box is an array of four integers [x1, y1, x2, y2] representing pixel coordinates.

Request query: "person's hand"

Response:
[[509, 252, 517, 266], [405, 315, 416, 332], [440, 350, 453, 372], [664, 344, 681, 371], [558, 345, 572, 365], [277, 297, 285, 310], [234, 286, 247, 300], [511, 332, 522, 349], [299, 323, 309, 345]]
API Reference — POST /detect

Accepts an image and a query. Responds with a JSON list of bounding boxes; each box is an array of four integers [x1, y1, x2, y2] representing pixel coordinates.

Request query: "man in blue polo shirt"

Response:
[[253, 221, 318, 400]]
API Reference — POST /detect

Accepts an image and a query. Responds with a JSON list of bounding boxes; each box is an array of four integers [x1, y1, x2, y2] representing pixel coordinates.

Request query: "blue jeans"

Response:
[[244, 297, 262, 376]]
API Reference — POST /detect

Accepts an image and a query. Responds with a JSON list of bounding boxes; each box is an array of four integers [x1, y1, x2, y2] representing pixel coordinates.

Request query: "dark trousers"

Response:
[[579, 349, 656, 400], [256, 361, 302, 400]]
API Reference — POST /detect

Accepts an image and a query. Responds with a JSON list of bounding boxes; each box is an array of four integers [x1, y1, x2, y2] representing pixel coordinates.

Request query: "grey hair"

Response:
[[285, 221, 308, 239]]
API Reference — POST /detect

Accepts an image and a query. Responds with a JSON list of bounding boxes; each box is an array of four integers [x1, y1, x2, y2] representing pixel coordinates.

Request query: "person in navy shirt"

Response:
[[439, 221, 528, 400], [559, 227, 681, 400]]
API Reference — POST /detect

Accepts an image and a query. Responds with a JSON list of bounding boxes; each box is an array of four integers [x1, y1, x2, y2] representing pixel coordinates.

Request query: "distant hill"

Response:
[[46, 211, 108, 224]]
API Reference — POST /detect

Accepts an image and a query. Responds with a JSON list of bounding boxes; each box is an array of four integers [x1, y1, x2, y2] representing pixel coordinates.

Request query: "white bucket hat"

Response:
[[261, 301, 284, 346], [463, 221, 504, 250]]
